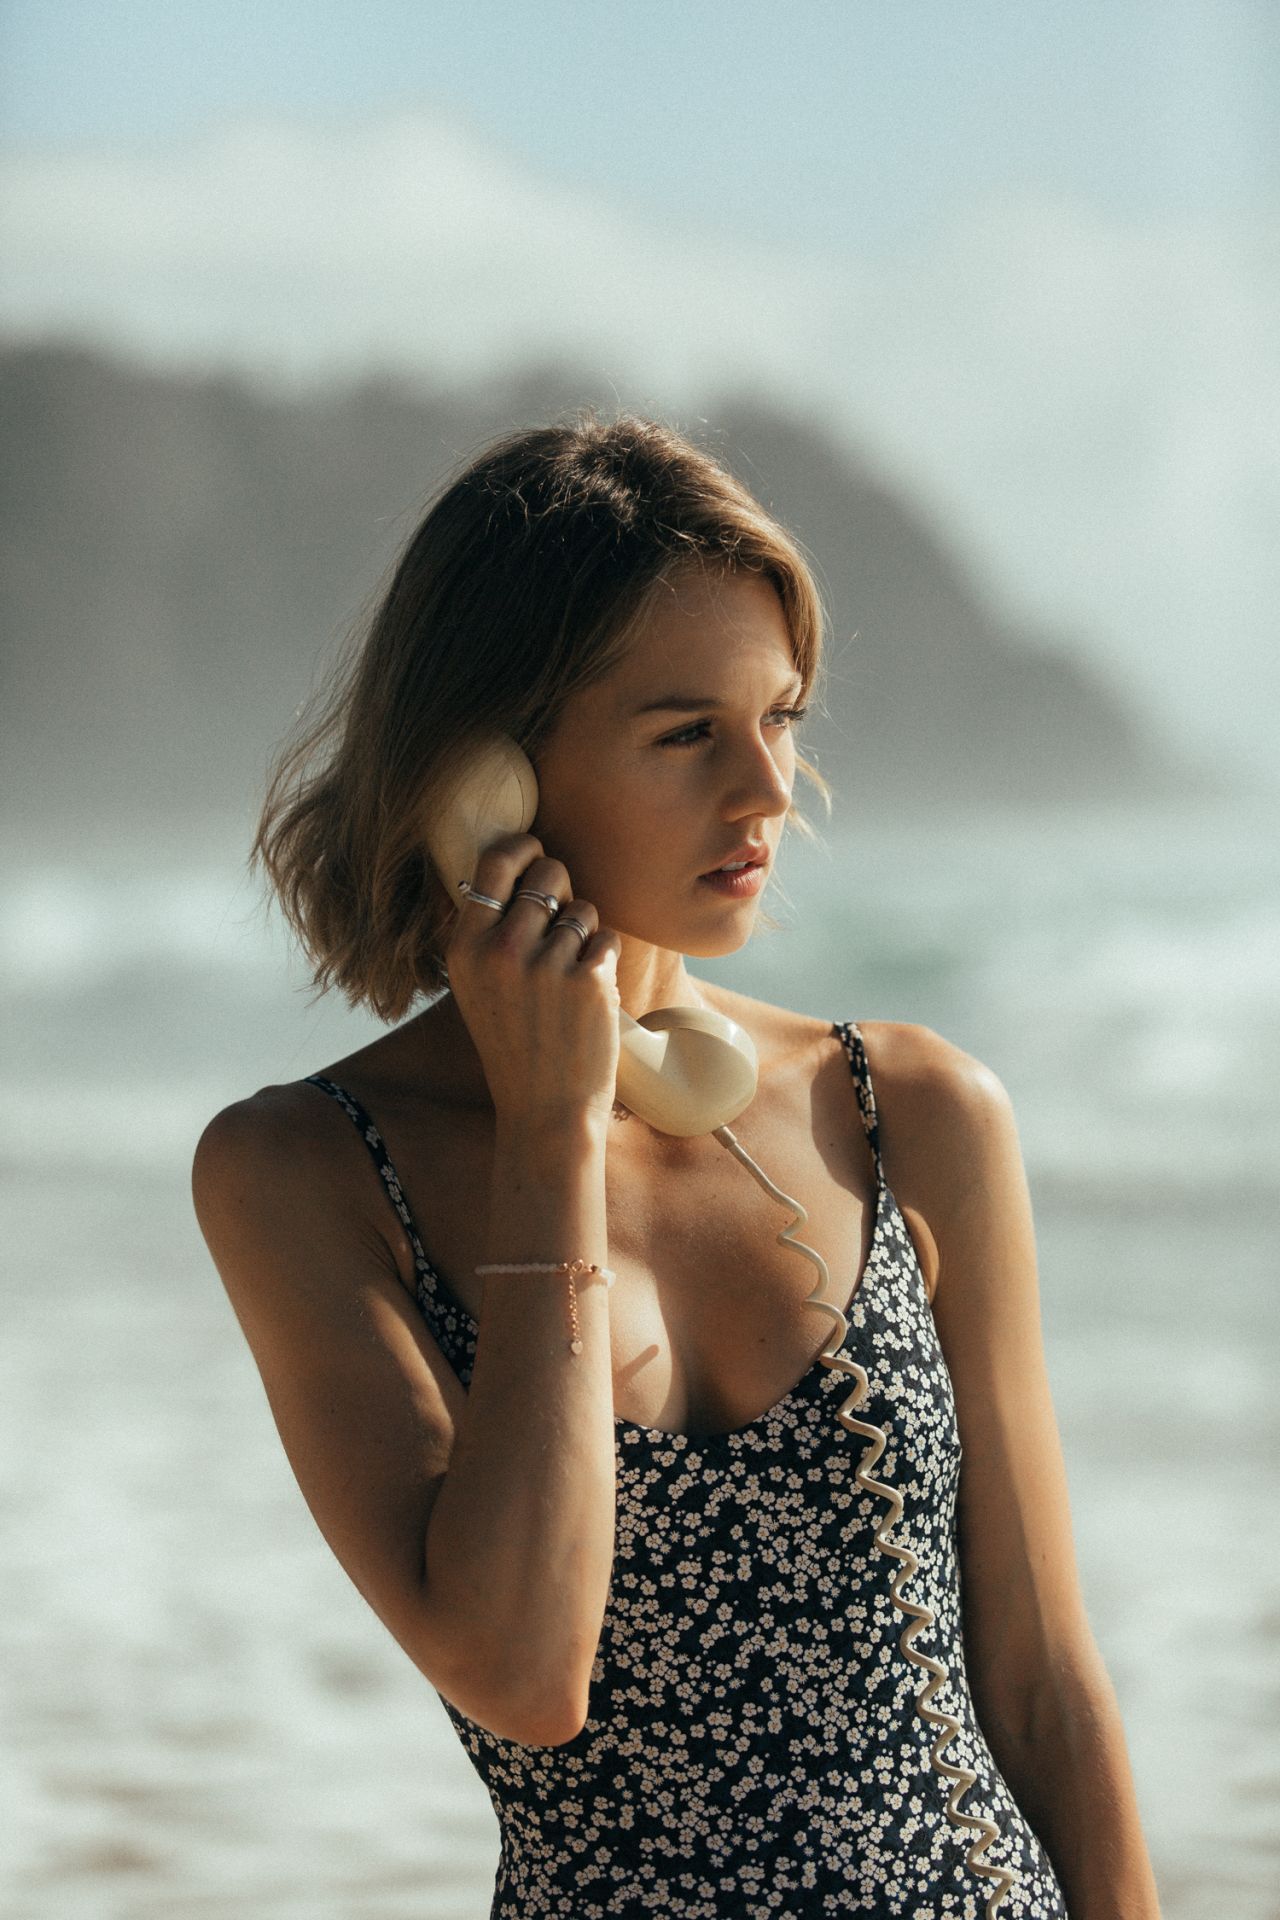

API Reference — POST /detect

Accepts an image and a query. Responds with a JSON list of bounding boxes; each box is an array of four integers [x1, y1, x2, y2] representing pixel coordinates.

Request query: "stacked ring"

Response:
[[457, 880, 506, 911], [549, 916, 592, 952], [458, 878, 592, 952]]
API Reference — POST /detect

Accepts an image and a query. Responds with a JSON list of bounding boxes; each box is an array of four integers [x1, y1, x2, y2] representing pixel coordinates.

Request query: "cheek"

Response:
[[547, 763, 690, 876], [538, 732, 698, 840]]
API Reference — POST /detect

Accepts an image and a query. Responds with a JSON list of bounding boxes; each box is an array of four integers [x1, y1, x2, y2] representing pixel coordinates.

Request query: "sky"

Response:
[[4, 0, 1276, 247], [2, 0, 1277, 778]]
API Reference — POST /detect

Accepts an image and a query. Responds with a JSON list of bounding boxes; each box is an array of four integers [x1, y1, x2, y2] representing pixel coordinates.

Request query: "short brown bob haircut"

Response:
[[253, 408, 833, 1024]]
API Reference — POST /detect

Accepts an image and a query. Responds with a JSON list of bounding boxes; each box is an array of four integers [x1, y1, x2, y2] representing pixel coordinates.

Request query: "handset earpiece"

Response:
[[423, 733, 540, 911]]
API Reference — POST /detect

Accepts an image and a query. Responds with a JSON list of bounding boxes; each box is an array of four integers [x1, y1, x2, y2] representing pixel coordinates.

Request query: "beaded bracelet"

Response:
[[474, 1259, 617, 1356]]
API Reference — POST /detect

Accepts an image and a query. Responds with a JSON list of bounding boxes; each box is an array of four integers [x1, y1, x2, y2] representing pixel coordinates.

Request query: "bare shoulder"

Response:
[[859, 1018, 1008, 1116], [852, 1021, 1019, 1298], [191, 1074, 410, 1288], [858, 1016, 1015, 1165], [193, 1077, 347, 1201]]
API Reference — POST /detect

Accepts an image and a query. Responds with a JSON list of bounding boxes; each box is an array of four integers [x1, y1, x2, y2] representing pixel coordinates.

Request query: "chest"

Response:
[[379, 1070, 882, 1440]]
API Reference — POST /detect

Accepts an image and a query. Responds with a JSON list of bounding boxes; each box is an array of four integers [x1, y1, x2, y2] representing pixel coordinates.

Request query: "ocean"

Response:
[[2, 790, 1277, 1919]]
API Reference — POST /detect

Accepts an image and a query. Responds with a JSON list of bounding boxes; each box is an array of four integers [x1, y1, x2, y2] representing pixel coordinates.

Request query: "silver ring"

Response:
[[458, 880, 507, 912], [513, 887, 560, 917], [548, 915, 592, 951]]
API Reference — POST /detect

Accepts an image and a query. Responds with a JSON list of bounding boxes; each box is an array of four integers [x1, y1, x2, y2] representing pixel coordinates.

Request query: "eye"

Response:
[[659, 705, 809, 750]]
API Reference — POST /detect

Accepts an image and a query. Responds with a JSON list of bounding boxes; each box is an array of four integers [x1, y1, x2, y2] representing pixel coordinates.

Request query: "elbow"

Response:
[[439, 1671, 590, 1749], [409, 1547, 597, 1749], [514, 1692, 590, 1748], [979, 1626, 1116, 1762], [485, 1664, 592, 1748], [412, 1608, 591, 1748]]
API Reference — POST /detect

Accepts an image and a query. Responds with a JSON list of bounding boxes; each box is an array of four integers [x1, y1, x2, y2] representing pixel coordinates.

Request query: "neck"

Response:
[[614, 934, 711, 1024]]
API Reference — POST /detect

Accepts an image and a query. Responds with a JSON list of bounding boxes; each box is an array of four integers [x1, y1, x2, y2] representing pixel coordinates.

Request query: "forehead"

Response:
[[610, 566, 795, 692]]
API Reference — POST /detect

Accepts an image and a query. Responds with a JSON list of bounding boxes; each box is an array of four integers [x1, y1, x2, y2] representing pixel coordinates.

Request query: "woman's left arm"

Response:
[[904, 1034, 1162, 1920]]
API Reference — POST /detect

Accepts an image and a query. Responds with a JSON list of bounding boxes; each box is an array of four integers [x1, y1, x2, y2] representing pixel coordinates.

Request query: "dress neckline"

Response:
[[600, 1167, 889, 1449]]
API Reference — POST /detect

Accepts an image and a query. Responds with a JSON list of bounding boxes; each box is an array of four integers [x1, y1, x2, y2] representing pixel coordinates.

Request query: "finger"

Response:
[[494, 855, 574, 931], [454, 832, 535, 907], [454, 836, 548, 926], [578, 927, 621, 974], [539, 899, 600, 965]]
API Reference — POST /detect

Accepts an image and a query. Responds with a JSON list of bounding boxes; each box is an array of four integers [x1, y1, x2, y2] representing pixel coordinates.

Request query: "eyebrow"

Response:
[[630, 675, 804, 717]]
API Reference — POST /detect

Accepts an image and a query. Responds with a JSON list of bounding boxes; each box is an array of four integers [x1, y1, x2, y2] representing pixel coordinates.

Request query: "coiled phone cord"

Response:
[[712, 1121, 1017, 1920]]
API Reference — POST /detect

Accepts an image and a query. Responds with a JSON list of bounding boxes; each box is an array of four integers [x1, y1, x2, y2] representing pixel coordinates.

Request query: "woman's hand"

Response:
[[443, 832, 623, 1132]]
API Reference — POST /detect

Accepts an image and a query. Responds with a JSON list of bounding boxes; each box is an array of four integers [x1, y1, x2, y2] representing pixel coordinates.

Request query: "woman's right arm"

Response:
[[192, 833, 623, 1749], [425, 1103, 616, 1742]]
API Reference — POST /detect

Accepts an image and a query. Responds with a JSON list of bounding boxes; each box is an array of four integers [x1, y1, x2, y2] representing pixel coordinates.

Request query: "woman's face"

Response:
[[531, 565, 803, 957]]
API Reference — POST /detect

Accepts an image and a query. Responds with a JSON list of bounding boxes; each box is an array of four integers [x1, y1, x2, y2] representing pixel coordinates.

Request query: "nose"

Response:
[[723, 731, 794, 824]]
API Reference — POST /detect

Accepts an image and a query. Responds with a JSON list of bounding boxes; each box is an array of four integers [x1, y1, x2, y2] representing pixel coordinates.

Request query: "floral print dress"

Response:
[[305, 1021, 1068, 1919]]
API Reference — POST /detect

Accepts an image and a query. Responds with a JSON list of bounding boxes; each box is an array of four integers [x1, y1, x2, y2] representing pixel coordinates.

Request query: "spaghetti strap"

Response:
[[835, 1020, 885, 1187], [302, 1074, 436, 1274]]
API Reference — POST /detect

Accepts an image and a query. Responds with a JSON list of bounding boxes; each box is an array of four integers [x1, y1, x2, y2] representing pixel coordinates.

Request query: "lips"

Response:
[[700, 844, 768, 877]]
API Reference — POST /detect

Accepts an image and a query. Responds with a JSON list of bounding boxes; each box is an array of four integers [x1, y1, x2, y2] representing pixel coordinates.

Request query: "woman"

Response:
[[192, 413, 1160, 1918]]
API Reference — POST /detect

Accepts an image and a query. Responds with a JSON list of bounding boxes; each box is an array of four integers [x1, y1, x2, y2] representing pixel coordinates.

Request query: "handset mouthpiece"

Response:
[[616, 1006, 759, 1136]]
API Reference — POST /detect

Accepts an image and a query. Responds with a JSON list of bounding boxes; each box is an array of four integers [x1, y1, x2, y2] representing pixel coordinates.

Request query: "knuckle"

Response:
[[473, 832, 542, 871], [486, 926, 525, 963]]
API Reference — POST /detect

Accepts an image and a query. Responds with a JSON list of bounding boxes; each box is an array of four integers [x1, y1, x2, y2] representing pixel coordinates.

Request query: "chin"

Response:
[[604, 902, 756, 960], [678, 924, 758, 961]]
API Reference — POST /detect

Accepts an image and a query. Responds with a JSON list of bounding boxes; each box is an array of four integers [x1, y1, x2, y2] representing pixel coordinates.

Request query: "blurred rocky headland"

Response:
[[0, 342, 1221, 828]]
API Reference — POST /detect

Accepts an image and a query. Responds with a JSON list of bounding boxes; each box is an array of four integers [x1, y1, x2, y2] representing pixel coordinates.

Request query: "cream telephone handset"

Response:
[[422, 732, 759, 1137]]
